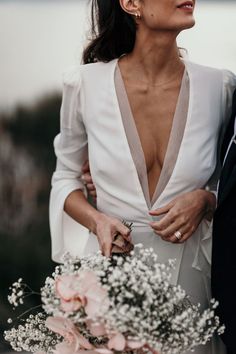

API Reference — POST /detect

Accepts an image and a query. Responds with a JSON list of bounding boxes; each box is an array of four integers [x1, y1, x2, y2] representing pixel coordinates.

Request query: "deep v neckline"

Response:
[[114, 60, 190, 208], [113, 59, 190, 209]]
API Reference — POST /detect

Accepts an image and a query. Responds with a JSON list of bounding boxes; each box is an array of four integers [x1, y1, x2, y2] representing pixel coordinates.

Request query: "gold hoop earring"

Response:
[[135, 12, 141, 19]]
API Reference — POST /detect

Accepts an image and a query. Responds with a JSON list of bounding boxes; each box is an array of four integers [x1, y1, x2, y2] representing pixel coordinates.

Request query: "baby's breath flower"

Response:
[[5, 244, 224, 354], [4, 313, 61, 353]]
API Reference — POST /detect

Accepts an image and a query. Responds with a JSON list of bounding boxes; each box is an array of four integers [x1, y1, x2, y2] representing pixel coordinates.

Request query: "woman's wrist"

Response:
[[87, 209, 103, 235]]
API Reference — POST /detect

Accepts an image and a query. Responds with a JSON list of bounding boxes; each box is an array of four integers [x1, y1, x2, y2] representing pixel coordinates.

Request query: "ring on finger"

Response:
[[174, 230, 182, 240]]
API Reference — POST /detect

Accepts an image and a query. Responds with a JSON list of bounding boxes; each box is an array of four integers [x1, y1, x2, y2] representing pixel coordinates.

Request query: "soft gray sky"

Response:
[[0, 1, 236, 110]]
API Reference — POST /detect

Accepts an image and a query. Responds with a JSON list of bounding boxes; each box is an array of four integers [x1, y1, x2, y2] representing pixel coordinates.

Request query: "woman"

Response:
[[49, 0, 236, 352]]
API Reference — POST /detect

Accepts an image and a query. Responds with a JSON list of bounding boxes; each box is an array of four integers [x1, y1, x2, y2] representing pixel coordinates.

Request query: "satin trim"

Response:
[[115, 65, 190, 208]]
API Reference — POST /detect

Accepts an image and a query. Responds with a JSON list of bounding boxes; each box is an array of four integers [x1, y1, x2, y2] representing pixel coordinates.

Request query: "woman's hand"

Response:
[[93, 213, 132, 257], [82, 160, 97, 200], [81, 161, 132, 256], [149, 189, 216, 244]]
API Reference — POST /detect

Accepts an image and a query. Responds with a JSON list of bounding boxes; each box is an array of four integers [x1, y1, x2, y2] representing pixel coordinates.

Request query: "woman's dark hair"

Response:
[[82, 0, 136, 64]]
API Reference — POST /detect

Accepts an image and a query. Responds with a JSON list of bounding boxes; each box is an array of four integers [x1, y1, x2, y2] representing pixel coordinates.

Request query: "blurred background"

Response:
[[0, 0, 236, 352]]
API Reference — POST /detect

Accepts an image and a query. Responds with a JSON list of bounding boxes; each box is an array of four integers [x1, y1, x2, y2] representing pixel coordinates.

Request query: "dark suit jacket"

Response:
[[212, 89, 236, 352]]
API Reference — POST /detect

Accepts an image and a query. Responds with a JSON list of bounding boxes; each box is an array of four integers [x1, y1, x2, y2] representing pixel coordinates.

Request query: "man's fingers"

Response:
[[82, 160, 90, 173], [81, 173, 93, 184], [87, 183, 96, 191]]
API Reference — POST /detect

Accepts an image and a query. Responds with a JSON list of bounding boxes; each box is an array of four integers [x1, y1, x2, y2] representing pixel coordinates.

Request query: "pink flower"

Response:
[[107, 332, 145, 352], [86, 319, 107, 337], [126, 340, 146, 349], [55, 271, 109, 316], [53, 342, 100, 354], [77, 270, 99, 293], [55, 275, 86, 312], [143, 344, 160, 354], [78, 270, 109, 318], [95, 349, 113, 354], [84, 283, 109, 318], [53, 341, 79, 354], [108, 333, 126, 351], [46, 317, 93, 351]]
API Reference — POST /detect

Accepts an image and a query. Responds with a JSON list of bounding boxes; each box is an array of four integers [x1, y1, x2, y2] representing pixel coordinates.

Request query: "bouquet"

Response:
[[4, 243, 224, 354]]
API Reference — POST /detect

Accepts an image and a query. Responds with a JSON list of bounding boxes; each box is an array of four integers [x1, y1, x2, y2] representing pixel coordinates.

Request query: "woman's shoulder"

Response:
[[185, 60, 236, 85], [186, 61, 236, 114], [62, 60, 116, 87]]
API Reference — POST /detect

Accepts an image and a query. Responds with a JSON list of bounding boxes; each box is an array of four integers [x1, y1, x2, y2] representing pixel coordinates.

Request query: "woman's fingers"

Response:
[[96, 215, 133, 257], [177, 230, 195, 243], [115, 223, 131, 242], [153, 218, 196, 244], [149, 201, 174, 217], [150, 212, 176, 232], [103, 242, 112, 257], [149, 202, 175, 231], [149, 190, 210, 244], [99, 232, 113, 257], [153, 219, 184, 239], [167, 225, 190, 243]]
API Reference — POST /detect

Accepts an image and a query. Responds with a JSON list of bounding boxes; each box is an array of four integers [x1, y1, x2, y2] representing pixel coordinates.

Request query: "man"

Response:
[[212, 89, 236, 354]]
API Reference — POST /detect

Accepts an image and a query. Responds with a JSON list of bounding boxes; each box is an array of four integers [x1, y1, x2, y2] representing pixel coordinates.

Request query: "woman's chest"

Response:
[[126, 83, 181, 170], [85, 101, 221, 191], [81, 60, 225, 206]]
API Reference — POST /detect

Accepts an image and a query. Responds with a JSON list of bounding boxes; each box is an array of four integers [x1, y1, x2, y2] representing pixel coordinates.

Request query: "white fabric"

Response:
[[49, 59, 236, 353]]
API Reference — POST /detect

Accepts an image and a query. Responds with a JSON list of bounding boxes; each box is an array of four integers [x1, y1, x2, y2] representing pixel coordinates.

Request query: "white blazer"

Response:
[[49, 58, 236, 267]]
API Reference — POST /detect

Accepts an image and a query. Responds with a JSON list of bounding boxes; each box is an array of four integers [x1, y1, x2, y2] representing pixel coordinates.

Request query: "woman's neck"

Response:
[[120, 30, 184, 86]]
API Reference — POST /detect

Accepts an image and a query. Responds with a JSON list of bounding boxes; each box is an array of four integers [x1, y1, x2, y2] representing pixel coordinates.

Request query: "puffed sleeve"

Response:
[[49, 66, 91, 263]]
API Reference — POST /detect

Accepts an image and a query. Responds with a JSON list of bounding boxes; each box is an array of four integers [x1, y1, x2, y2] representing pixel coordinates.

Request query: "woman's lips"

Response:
[[177, 1, 194, 11]]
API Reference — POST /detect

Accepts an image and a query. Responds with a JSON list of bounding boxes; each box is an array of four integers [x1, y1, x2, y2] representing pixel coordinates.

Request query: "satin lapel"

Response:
[[220, 89, 236, 164], [111, 59, 150, 211], [218, 165, 236, 206], [151, 60, 193, 210], [113, 59, 190, 210]]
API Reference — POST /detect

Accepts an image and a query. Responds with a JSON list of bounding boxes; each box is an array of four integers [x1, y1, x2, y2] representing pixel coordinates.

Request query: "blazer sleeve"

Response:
[[195, 70, 236, 273], [222, 69, 236, 128], [205, 70, 236, 201], [49, 66, 91, 263]]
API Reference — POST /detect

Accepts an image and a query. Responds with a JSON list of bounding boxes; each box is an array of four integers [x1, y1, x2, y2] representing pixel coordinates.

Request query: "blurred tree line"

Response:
[[0, 94, 61, 352]]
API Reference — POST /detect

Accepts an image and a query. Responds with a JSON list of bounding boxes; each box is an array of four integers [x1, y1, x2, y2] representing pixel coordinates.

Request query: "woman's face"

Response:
[[122, 0, 196, 33]]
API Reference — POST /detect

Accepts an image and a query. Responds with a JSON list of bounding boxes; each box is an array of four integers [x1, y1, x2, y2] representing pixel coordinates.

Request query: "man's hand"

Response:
[[82, 160, 97, 200]]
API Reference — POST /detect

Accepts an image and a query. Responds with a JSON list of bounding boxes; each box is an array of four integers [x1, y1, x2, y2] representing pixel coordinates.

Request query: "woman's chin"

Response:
[[177, 19, 196, 31]]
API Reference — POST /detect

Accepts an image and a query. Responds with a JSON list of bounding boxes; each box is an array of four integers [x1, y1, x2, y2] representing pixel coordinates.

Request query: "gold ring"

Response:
[[174, 231, 182, 240]]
